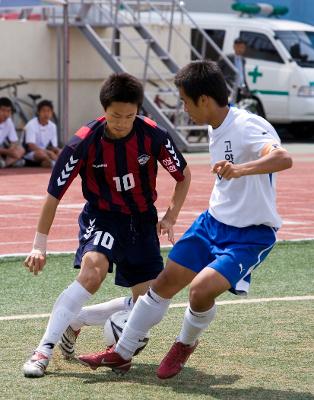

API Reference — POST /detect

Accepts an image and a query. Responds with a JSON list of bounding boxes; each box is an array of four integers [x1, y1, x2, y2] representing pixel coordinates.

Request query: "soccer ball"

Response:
[[104, 310, 150, 355]]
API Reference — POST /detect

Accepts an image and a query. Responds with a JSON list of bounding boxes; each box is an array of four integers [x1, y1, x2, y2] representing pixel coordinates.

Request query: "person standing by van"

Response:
[[218, 37, 250, 103]]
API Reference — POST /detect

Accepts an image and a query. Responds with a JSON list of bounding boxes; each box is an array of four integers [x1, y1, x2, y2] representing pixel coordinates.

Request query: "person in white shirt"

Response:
[[24, 100, 61, 168], [0, 97, 25, 168], [77, 60, 293, 379]]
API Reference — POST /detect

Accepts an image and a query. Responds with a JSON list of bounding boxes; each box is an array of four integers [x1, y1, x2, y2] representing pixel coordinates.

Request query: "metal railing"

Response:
[[48, 0, 239, 150]]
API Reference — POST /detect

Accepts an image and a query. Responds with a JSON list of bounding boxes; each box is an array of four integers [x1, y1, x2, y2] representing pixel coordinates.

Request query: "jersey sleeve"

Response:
[[242, 118, 281, 159], [7, 118, 18, 142], [157, 130, 187, 181], [47, 128, 87, 200]]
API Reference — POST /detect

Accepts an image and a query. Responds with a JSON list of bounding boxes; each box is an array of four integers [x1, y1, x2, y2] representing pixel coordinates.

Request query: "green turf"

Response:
[[0, 241, 313, 399], [1, 241, 313, 316]]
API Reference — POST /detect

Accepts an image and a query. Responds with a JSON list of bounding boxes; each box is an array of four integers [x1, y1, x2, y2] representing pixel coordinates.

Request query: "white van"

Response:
[[186, 11, 314, 137], [140, 6, 314, 138]]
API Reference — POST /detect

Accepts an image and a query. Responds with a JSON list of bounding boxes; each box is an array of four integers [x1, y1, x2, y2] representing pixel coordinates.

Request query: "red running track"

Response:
[[0, 151, 313, 256]]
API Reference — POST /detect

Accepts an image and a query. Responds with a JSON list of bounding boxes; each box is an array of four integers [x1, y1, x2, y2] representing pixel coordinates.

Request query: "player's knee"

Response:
[[152, 268, 180, 299], [189, 283, 215, 310], [79, 253, 108, 293], [78, 268, 105, 293]]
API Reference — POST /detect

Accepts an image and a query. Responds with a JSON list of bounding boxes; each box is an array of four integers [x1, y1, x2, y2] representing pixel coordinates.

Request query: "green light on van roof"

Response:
[[232, 2, 288, 17], [232, 3, 260, 14], [270, 5, 289, 16]]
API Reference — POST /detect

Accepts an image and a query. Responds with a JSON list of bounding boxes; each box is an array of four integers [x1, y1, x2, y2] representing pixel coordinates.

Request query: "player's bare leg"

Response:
[[23, 252, 108, 378]]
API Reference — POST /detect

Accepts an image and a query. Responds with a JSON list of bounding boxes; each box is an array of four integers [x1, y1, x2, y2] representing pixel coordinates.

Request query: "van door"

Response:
[[239, 30, 290, 122]]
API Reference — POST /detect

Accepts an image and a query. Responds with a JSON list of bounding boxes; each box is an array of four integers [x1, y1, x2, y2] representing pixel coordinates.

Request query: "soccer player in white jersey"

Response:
[[24, 100, 61, 168], [78, 60, 293, 378], [0, 97, 25, 168]]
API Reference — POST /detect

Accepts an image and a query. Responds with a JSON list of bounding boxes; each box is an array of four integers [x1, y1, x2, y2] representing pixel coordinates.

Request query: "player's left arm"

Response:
[[213, 141, 293, 180], [158, 165, 191, 244], [156, 132, 191, 243]]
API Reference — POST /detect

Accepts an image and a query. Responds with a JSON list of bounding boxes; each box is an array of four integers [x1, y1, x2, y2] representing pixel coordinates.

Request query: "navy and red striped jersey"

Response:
[[48, 115, 187, 214]]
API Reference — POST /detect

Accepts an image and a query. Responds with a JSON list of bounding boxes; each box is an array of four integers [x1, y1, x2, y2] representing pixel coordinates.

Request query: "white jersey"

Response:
[[24, 117, 57, 149], [209, 107, 282, 228], [0, 117, 18, 147]]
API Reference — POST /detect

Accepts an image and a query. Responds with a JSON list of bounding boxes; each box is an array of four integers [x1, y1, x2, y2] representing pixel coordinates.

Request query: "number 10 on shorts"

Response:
[[93, 231, 114, 249]]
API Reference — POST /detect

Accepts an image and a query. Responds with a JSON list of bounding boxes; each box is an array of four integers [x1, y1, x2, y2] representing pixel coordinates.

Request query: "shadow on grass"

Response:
[[48, 362, 314, 399]]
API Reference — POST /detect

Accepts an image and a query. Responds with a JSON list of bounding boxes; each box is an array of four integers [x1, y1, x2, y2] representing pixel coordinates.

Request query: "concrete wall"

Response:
[[0, 19, 194, 141], [0, 20, 112, 138]]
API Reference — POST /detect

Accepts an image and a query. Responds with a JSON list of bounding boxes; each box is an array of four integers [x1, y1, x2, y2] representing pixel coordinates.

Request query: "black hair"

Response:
[[0, 97, 14, 110], [174, 60, 228, 106], [234, 37, 247, 45], [99, 73, 144, 110], [37, 99, 54, 113]]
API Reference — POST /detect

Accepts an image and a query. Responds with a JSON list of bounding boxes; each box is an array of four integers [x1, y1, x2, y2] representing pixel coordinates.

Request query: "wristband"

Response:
[[33, 231, 48, 255]]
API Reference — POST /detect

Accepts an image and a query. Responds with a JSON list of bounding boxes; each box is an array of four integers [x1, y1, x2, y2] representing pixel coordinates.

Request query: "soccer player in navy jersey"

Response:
[[23, 73, 191, 378], [78, 61, 292, 378]]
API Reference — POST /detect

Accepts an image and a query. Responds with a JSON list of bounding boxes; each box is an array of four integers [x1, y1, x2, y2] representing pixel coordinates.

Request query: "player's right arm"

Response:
[[24, 194, 59, 275], [23, 125, 89, 275]]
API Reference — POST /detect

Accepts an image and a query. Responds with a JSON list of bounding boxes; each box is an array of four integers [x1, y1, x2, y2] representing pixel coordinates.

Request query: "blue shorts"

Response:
[[169, 211, 277, 295], [74, 203, 163, 288]]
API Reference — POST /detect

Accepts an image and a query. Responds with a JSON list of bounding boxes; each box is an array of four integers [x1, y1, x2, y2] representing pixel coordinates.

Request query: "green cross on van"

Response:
[[248, 66, 263, 83]]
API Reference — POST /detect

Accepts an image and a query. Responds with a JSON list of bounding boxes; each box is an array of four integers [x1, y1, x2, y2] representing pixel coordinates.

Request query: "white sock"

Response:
[[70, 296, 133, 331], [37, 280, 91, 358], [178, 304, 217, 346], [116, 288, 170, 360]]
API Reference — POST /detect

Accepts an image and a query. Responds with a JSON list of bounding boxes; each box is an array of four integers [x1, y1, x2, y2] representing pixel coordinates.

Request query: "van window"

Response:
[[275, 30, 314, 67], [191, 29, 225, 61], [240, 31, 284, 63]]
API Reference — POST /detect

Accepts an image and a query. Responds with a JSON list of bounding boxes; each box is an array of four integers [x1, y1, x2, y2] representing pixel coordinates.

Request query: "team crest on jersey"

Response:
[[137, 154, 150, 166]]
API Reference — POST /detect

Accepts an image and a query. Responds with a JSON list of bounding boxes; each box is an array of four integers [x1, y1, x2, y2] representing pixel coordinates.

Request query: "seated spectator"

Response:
[[0, 97, 25, 168], [24, 100, 61, 168]]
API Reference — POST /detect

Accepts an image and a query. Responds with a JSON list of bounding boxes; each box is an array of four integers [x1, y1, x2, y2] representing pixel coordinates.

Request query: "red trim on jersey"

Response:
[[75, 126, 91, 139], [126, 134, 148, 212], [144, 134, 157, 203], [96, 115, 106, 123], [98, 198, 110, 210], [102, 140, 131, 213], [85, 143, 101, 197], [143, 116, 157, 128]]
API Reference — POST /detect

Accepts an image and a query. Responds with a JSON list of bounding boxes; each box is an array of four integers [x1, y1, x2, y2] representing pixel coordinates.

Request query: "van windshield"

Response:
[[275, 30, 314, 67]]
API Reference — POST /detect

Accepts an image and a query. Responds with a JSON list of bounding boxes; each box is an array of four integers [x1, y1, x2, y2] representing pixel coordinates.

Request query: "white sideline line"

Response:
[[1, 295, 313, 321], [0, 239, 314, 258], [170, 295, 314, 308]]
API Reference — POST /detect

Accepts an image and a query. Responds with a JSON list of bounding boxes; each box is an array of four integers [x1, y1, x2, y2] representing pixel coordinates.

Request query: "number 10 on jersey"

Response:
[[113, 173, 135, 192]]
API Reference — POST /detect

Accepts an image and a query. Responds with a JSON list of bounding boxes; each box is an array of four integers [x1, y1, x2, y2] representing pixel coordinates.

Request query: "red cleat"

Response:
[[157, 340, 198, 379], [78, 346, 131, 374]]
